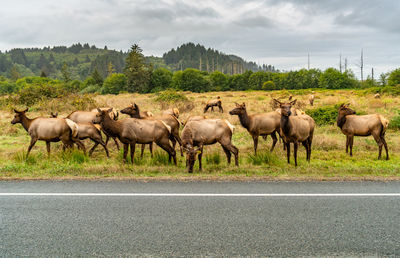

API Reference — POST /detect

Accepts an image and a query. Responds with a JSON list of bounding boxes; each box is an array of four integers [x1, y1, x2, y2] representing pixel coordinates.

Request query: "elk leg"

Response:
[[308, 138, 312, 162], [302, 141, 309, 161], [211, 106, 214, 112], [46, 141, 51, 157], [294, 142, 298, 166], [149, 143, 153, 158], [198, 147, 203, 171], [113, 137, 120, 150], [130, 143, 136, 164], [97, 138, 110, 158], [89, 141, 99, 157], [156, 139, 177, 165], [253, 135, 259, 155], [373, 133, 383, 160], [270, 132, 278, 152], [219, 104, 223, 113], [229, 144, 239, 166], [173, 133, 184, 157], [345, 136, 349, 153], [26, 138, 38, 158], [286, 142, 290, 164], [123, 144, 129, 163], [349, 136, 354, 156], [140, 144, 145, 159], [382, 136, 389, 160], [222, 146, 232, 164]]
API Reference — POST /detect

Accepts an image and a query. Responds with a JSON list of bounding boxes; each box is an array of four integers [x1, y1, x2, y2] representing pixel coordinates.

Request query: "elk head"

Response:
[[120, 103, 140, 118], [183, 145, 201, 173], [11, 108, 28, 124], [274, 99, 297, 117], [229, 102, 246, 115]]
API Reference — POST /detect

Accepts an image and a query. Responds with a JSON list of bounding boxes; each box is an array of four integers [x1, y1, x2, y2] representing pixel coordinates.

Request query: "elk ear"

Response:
[[14, 109, 19, 113], [273, 99, 282, 105], [234, 102, 239, 107], [22, 108, 28, 113], [290, 99, 297, 106], [107, 108, 113, 113], [97, 108, 102, 113], [242, 102, 246, 107]]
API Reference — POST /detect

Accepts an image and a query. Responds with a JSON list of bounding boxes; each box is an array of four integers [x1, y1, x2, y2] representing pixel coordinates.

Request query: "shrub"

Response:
[[205, 153, 221, 165], [16, 83, 66, 106], [101, 73, 127, 94], [306, 105, 339, 126], [154, 89, 188, 103], [389, 110, 400, 130], [262, 80, 275, 90], [247, 152, 279, 165]]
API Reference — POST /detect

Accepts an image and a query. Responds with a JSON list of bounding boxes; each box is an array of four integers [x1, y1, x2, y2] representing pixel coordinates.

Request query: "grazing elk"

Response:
[[183, 115, 207, 125], [229, 103, 280, 154], [93, 108, 176, 164], [204, 96, 223, 113], [163, 108, 179, 118], [11, 108, 86, 157], [121, 103, 183, 158], [337, 103, 389, 160], [50, 112, 109, 157], [274, 99, 315, 166], [182, 119, 238, 173], [309, 94, 315, 106], [67, 110, 120, 150]]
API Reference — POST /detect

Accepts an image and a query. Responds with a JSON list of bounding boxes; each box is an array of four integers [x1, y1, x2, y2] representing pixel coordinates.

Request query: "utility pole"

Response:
[[339, 54, 342, 73], [360, 49, 364, 82], [307, 53, 310, 70], [344, 58, 348, 71]]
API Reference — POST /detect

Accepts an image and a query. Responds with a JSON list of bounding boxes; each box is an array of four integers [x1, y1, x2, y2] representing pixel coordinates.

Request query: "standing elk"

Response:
[[229, 103, 280, 154], [120, 103, 183, 158], [182, 119, 238, 173], [274, 99, 315, 166], [67, 110, 120, 150], [204, 96, 223, 113], [337, 103, 389, 160], [11, 108, 86, 157], [93, 108, 176, 164], [309, 94, 315, 106], [183, 115, 207, 125], [50, 112, 109, 157]]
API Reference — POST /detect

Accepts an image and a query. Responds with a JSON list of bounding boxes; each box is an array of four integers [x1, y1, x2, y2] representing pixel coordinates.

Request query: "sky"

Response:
[[0, 0, 399, 77]]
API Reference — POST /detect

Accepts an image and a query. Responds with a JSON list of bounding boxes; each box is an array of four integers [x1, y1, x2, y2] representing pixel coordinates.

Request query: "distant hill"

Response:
[[0, 42, 277, 80]]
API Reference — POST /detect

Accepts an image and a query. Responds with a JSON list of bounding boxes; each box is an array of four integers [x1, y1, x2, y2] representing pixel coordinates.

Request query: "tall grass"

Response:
[[247, 152, 280, 166]]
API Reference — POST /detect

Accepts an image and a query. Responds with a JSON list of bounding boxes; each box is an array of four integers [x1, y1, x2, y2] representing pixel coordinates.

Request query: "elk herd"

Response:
[[11, 94, 390, 172]]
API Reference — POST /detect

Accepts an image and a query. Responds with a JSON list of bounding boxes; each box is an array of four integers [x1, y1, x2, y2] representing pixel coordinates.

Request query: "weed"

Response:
[[205, 152, 221, 165]]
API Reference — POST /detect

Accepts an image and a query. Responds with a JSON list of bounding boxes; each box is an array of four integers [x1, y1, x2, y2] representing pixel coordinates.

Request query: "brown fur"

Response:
[[274, 99, 315, 166], [229, 102, 280, 154], [183, 115, 207, 125], [50, 113, 109, 157], [67, 110, 120, 150], [309, 95, 315, 106], [11, 109, 86, 157], [182, 119, 238, 173], [337, 103, 389, 160], [93, 108, 176, 164], [121, 103, 183, 158], [162, 108, 179, 118], [204, 96, 223, 113]]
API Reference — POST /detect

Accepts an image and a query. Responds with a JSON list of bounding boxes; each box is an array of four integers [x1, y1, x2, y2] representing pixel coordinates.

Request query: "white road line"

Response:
[[0, 193, 400, 197]]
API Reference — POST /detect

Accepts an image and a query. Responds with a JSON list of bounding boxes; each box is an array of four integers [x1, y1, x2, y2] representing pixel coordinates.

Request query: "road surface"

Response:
[[1, 180, 400, 256]]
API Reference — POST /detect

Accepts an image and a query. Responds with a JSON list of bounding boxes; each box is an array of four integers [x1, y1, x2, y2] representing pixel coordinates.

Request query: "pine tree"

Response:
[[40, 70, 47, 77], [124, 44, 152, 93], [107, 62, 115, 76], [9, 65, 20, 81], [61, 62, 71, 82], [91, 67, 103, 85]]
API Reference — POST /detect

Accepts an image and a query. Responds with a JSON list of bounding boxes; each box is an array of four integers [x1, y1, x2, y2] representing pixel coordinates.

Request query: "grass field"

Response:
[[1, 88, 400, 180]]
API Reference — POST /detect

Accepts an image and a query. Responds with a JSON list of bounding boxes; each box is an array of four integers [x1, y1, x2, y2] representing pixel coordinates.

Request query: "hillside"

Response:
[[0, 42, 275, 80]]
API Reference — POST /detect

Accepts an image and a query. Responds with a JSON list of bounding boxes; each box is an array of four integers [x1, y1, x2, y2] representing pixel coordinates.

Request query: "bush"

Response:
[[154, 89, 188, 103], [247, 152, 279, 165], [306, 105, 339, 126], [262, 80, 275, 90], [389, 110, 400, 130], [101, 73, 127, 94], [16, 83, 66, 106]]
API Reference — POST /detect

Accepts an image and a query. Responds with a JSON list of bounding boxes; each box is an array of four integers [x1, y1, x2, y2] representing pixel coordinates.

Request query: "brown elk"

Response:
[[120, 103, 183, 158], [67, 110, 120, 150], [204, 96, 223, 113], [93, 108, 176, 164], [309, 94, 315, 106], [274, 99, 315, 166], [182, 119, 238, 173], [337, 103, 389, 160], [50, 112, 109, 157], [229, 103, 280, 154], [183, 115, 207, 125], [163, 108, 179, 118], [11, 108, 86, 157]]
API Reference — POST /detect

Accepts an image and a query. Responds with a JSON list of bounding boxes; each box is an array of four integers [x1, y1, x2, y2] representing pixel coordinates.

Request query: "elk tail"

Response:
[[379, 115, 389, 136], [224, 119, 235, 134], [65, 118, 79, 138]]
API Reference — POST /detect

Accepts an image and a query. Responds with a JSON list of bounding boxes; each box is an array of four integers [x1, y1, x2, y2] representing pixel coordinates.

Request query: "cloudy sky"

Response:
[[0, 0, 399, 77]]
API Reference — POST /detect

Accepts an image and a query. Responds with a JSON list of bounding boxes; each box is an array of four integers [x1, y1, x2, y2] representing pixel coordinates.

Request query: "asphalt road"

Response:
[[1, 180, 400, 257]]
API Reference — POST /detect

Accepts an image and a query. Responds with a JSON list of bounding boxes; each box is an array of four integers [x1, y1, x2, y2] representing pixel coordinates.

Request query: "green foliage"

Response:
[[319, 68, 359, 89], [0, 79, 16, 95], [262, 80, 275, 90], [124, 44, 152, 93], [150, 67, 172, 92], [149, 151, 170, 166], [306, 105, 339, 126], [172, 68, 210, 92], [389, 110, 400, 130], [101, 73, 127, 94], [205, 153, 221, 165], [209, 71, 228, 91], [154, 89, 188, 103], [17, 83, 66, 106], [247, 152, 279, 165], [388, 68, 400, 86], [60, 149, 88, 164]]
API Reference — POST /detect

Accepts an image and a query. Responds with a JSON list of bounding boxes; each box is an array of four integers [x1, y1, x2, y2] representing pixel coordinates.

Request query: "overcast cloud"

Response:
[[0, 0, 399, 77]]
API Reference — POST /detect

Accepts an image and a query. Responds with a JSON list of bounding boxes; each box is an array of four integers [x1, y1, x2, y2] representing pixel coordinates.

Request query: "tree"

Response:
[[209, 71, 228, 91], [150, 68, 172, 91], [40, 70, 47, 77], [101, 73, 127, 94], [61, 62, 71, 82], [172, 68, 210, 92], [107, 62, 115, 76], [124, 44, 152, 93], [319, 68, 358, 89], [388, 68, 400, 86], [9, 65, 21, 81], [379, 73, 388, 86], [91, 67, 103, 86], [262, 81, 275, 90]]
